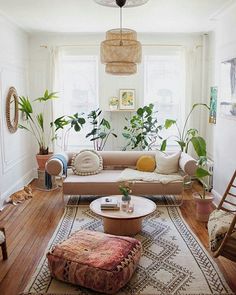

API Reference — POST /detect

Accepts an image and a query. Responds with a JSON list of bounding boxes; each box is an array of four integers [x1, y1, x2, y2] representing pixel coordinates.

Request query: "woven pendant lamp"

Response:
[[97, 0, 146, 75]]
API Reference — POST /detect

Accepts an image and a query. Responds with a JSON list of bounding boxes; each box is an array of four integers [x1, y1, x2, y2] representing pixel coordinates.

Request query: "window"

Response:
[[55, 54, 98, 151], [144, 50, 185, 148]]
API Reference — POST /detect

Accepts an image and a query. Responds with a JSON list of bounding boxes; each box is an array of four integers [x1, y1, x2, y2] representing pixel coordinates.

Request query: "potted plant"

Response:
[[19, 90, 59, 169], [109, 97, 119, 111], [192, 156, 213, 222], [122, 104, 162, 150], [19, 91, 86, 169], [86, 108, 117, 151], [161, 103, 210, 178], [119, 182, 132, 211], [52, 113, 86, 151]]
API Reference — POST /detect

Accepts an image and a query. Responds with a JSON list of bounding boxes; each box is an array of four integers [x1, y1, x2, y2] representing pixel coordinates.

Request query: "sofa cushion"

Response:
[[47, 230, 141, 294], [136, 155, 156, 172], [71, 150, 103, 176], [155, 151, 181, 174], [63, 170, 183, 195]]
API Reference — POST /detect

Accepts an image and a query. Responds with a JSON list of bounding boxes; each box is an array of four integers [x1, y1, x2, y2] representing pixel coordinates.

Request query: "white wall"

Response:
[[211, 4, 236, 199], [0, 15, 35, 208], [29, 32, 203, 150]]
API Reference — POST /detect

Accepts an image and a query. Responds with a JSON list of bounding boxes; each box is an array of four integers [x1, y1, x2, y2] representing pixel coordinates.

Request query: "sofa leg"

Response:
[[1, 241, 8, 260]]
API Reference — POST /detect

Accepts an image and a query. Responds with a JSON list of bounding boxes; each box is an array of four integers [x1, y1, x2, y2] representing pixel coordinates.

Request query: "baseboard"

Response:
[[0, 168, 36, 211], [212, 189, 222, 207]]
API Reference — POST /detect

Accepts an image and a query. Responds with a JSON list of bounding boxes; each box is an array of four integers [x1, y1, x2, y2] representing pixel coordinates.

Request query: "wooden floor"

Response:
[[0, 182, 236, 295]]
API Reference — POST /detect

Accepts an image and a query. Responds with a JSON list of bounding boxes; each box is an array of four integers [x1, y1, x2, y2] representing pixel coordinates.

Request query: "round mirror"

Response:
[[6, 87, 19, 133]]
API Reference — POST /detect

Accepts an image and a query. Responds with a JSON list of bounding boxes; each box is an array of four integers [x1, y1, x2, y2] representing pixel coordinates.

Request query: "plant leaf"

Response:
[[195, 167, 210, 178], [160, 139, 167, 151], [191, 136, 206, 157], [164, 119, 176, 129]]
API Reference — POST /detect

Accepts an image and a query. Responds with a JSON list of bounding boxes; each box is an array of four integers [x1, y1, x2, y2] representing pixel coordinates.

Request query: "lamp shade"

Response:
[[106, 62, 137, 75], [106, 28, 137, 41], [101, 39, 142, 64]]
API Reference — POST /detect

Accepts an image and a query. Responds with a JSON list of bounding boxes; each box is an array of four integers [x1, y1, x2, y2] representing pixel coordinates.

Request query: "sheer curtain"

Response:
[[184, 34, 209, 156], [49, 46, 99, 152]]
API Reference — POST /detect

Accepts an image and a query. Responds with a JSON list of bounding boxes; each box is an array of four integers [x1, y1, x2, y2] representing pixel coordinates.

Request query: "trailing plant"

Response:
[[19, 90, 58, 155], [160, 103, 211, 178], [86, 109, 117, 151], [122, 104, 162, 150], [51, 113, 86, 150]]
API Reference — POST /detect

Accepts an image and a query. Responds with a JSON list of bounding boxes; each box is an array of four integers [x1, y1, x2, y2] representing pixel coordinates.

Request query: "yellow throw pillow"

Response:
[[136, 155, 156, 172]]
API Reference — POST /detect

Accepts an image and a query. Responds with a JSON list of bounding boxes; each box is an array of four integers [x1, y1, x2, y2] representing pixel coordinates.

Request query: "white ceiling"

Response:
[[0, 0, 234, 33]]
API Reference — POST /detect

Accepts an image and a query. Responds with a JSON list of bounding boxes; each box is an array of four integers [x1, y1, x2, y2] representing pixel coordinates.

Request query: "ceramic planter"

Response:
[[36, 153, 53, 170], [193, 193, 214, 222]]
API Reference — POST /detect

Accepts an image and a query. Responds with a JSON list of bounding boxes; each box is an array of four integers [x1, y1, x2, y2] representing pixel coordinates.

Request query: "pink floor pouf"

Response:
[[47, 230, 142, 294]]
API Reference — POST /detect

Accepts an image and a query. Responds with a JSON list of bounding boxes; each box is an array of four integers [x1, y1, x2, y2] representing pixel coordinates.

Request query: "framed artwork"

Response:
[[209, 86, 217, 124], [119, 89, 135, 110], [219, 57, 236, 119]]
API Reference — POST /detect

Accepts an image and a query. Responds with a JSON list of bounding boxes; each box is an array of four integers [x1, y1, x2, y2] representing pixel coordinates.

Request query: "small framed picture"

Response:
[[119, 89, 135, 110]]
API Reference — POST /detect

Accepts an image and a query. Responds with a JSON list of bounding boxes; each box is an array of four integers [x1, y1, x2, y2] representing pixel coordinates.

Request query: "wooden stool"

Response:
[[0, 227, 8, 260]]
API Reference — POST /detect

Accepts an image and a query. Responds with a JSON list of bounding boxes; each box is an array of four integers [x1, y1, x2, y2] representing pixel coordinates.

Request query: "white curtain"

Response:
[[184, 35, 209, 156]]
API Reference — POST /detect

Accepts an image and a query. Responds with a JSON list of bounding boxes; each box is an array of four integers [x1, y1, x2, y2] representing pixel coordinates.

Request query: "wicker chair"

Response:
[[208, 170, 236, 261], [0, 227, 8, 260]]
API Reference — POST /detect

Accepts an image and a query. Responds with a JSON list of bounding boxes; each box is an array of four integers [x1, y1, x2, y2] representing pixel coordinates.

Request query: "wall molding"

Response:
[[0, 64, 31, 175], [0, 168, 36, 210]]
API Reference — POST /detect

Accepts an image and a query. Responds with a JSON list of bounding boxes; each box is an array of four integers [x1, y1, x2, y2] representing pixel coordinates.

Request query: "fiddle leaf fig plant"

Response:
[[18, 90, 58, 155], [122, 104, 162, 150], [86, 108, 117, 151]]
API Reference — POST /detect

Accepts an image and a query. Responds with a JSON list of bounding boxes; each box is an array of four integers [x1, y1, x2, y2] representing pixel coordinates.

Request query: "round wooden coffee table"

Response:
[[90, 195, 156, 236]]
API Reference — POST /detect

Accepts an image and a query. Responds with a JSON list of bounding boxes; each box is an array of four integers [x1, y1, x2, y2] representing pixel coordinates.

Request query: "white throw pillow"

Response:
[[71, 150, 103, 176], [155, 151, 181, 174]]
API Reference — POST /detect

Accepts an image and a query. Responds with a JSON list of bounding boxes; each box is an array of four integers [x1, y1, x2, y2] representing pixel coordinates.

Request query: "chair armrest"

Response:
[[46, 152, 69, 176], [179, 152, 197, 176]]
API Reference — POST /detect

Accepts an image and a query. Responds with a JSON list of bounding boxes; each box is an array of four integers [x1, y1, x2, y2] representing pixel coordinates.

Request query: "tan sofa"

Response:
[[46, 151, 197, 197]]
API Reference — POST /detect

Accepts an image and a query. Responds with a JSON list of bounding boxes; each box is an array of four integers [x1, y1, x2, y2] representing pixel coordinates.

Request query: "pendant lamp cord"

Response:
[[120, 6, 123, 46]]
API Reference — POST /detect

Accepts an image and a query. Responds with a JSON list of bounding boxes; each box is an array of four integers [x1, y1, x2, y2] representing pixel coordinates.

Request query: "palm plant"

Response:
[[19, 90, 58, 155], [86, 109, 117, 151]]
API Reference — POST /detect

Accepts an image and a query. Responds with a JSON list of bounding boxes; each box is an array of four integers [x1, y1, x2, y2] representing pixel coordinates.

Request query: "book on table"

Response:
[[100, 197, 120, 210]]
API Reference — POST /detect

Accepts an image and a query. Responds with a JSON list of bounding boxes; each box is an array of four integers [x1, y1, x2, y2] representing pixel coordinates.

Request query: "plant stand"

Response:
[[35, 169, 58, 191]]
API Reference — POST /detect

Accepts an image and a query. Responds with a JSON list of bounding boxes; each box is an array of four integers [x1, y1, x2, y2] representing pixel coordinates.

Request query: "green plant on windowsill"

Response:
[[86, 108, 117, 151], [160, 103, 210, 178], [122, 104, 162, 151]]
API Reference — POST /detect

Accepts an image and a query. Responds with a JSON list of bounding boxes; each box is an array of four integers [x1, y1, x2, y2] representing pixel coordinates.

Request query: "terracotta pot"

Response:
[[36, 152, 53, 170], [193, 193, 214, 222]]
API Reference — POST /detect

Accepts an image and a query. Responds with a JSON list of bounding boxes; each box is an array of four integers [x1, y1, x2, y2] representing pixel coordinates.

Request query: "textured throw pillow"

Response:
[[155, 151, 181, 174], [136, 155, 156, 172], [71, 150, 103, 176]]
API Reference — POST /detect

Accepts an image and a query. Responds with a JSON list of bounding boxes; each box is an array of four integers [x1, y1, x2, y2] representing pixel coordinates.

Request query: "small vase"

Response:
[[121, 195, 131, 212]]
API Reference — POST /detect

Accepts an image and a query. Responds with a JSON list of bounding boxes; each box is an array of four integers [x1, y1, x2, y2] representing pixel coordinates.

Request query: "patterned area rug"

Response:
[[22, 196, 233, 295]]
